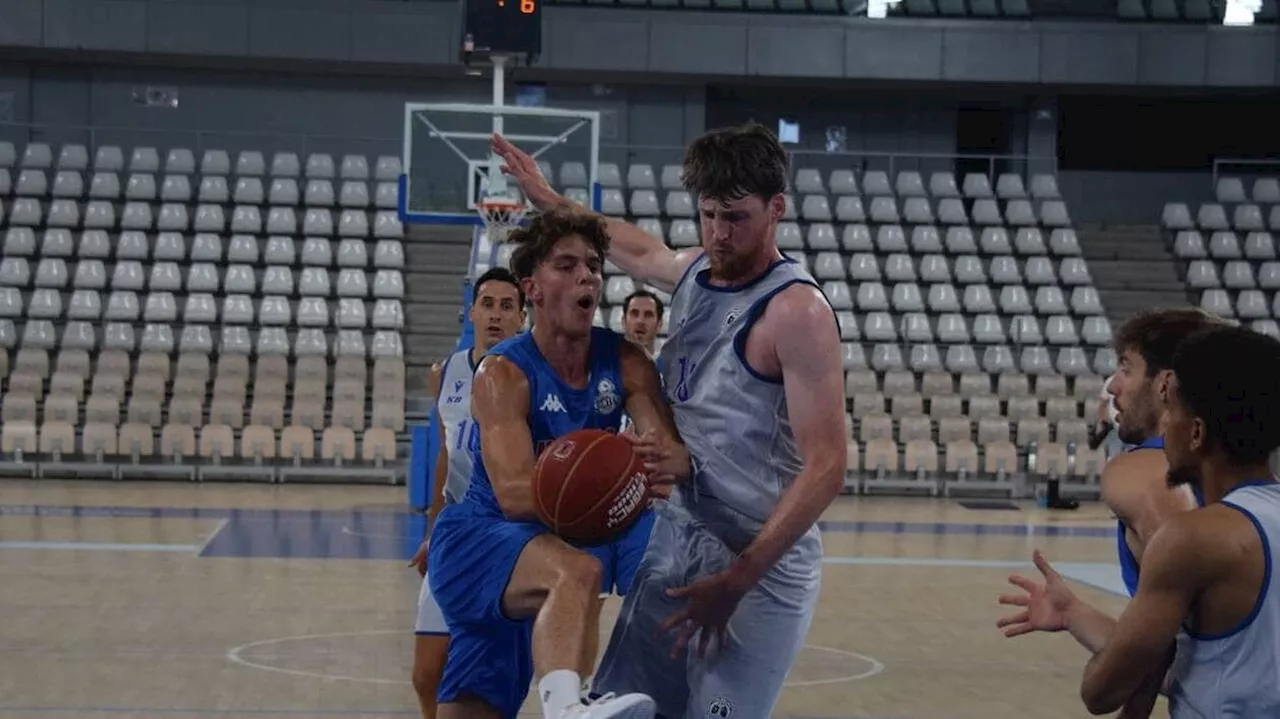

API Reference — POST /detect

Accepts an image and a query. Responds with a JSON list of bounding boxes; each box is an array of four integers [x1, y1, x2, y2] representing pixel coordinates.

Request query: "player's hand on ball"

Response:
[[623, 429, 692, 494], [658, 568, 750, 660], [491, 133, 562, 214], [996, 549, 1078, 637], [408, 539, 429, 578]]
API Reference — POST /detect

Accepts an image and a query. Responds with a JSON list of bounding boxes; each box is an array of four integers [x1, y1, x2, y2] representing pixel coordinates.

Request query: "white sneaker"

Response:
[[560, 692, 656, 719]]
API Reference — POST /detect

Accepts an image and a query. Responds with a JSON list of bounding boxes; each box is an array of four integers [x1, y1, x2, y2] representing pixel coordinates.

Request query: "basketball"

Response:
[[532, 429, 649, 544]]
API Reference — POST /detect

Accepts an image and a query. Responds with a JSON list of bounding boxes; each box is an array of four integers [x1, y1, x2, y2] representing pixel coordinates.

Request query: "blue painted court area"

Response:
[[0, 503, 1116, 562]]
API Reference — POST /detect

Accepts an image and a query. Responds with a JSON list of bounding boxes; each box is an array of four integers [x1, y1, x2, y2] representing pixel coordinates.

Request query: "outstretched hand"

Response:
[[490, 133, 565, 213], [657, 568, 749, 660], [996, 549, 1079, 637]]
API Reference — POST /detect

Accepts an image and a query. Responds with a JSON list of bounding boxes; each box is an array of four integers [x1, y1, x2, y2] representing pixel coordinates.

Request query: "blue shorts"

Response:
[[427, 503, 657, 717], [588, 507, 656, 596]]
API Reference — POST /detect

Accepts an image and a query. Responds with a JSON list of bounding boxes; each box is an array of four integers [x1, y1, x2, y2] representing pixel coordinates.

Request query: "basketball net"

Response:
[[478, 196, 528, 244]]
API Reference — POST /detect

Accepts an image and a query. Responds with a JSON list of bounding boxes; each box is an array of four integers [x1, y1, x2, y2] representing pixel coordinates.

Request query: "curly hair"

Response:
[[1171, 324, 1280, 465], [681, 122, 789, 203], [507, 208, 611, 280], [1112, 307, 1228, 376]]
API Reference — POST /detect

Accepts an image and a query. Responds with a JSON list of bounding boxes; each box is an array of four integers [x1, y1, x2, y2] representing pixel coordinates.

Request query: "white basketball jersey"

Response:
[[1169, 481, 1280, 718], [435, 349, 478, 505]]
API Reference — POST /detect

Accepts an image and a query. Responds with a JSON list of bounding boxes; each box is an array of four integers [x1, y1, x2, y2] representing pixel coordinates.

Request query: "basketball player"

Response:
[[620, 290, 663, 357], [1010, 324, 1280, 716], [408, 268, 527, 719], [997, 308, 1224, 711], [427, 209, 685, 719], [493, 122, 848, 718]]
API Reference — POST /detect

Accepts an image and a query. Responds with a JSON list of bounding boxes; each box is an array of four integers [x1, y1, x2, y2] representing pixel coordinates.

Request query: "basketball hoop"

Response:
[[478, 197, 528, 243]]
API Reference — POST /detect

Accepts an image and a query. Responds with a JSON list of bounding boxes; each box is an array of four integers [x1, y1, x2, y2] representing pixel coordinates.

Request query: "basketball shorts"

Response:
[[428, 502, 539, 719], [414, 573, 448, 636], [590, 498, 822, 719]]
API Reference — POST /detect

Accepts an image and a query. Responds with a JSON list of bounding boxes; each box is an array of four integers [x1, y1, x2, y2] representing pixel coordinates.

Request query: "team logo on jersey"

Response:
[[706, 697, 733, 718], [724, 305, 747, 327], [673, 356, 697, 402], [595, 378, 620, 415]]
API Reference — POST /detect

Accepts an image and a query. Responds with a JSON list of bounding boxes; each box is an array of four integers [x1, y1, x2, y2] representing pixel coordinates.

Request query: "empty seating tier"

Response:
[[0, 141, 406, 483], [547, 160, 1107, 499]]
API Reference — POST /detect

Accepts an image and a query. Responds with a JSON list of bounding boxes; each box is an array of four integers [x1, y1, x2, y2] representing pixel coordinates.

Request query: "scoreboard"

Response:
[[462, 0, 543, 62]]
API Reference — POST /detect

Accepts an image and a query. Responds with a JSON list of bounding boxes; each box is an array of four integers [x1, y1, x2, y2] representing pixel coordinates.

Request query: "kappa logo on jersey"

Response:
[[540, 394, 567, 413], [595, 377, 620, 415]]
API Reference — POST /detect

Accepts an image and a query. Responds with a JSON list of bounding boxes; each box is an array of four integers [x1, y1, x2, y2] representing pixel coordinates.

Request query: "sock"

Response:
[[539, 669, 583, 717]]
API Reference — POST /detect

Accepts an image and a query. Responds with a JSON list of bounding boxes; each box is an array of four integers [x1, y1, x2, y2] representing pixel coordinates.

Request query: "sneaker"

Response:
[[560, 692, 655, 719]]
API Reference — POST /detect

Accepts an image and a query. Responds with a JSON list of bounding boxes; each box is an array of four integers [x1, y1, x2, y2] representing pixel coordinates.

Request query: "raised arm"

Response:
[[470, 355, 539, 522], [1080, 516, 1205, 715], [730, 285, 848, 587], [491, 134, 698, 293]]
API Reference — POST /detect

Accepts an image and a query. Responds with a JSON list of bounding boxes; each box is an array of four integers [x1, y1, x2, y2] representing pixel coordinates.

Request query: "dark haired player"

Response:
[[495, 123, 848, 718], [1000, 325, 1280, 716], [620, 290, 663, 358], [997, 308, 1224, 710], [408, 268, 527, 719], [426, 209, 686, 719]]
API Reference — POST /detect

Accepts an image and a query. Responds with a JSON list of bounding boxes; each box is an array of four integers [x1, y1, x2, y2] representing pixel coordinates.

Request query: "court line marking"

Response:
[[226, 629, 883, 689], [0, 709, 926, 719], [226, 630, 409, 686], [0, 540, 201, 552], [198, 518, 231, 555], [340, 525, 415, 541], [787, 644, 885, 687]]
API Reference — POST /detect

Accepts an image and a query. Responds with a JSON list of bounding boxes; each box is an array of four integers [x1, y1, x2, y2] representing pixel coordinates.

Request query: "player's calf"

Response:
[[411, 634, 449, 719], [503, 535, 655, 719]]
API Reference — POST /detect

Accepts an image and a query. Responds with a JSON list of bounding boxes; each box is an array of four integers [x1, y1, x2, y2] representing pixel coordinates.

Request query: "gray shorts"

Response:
[[591, 497, 821, 719]]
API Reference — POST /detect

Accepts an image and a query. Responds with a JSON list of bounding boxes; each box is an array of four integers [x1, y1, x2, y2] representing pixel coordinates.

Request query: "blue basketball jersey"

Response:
[[1118, 436, 1205, 596], [462, 326, 630, 518]]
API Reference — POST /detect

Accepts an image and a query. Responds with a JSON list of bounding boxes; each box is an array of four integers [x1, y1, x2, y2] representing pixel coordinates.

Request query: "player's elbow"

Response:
[[1079, 673, 1124, 715], [806, 445, 847, 501], [494, 481, 537, 522]]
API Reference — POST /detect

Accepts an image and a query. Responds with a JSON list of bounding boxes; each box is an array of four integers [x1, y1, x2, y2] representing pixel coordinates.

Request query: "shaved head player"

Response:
[[495, 122, 848, 718]]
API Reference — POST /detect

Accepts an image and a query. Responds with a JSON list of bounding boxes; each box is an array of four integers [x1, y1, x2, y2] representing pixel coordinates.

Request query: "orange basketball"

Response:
[[532, 429, 649, 544]]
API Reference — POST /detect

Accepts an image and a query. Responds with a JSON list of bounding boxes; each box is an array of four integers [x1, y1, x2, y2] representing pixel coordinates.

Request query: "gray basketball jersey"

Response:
[[658, 253, 829, 541], [435, 348, 479, 505], [1169, 482, 1280, 718]]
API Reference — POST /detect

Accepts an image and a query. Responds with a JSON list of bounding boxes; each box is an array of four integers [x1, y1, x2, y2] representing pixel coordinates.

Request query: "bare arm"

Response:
[[729, 286, 848, 588], [619, 340, 682, 448], [426, 362, 450, 532], [491, 133, 698, 292], [619, 340, 690, 493], [1080, 517, 1204, 715], [470, 355, 539, 522], [1101, 452, 1194, 545]]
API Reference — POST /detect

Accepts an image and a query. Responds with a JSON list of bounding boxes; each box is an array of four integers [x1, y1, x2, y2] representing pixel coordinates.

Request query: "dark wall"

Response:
[[0, 58, 1233, 225], [0, 61, 705, 210]]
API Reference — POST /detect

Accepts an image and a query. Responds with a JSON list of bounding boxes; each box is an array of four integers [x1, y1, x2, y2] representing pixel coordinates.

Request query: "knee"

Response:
[[555, 549, 604, 594]]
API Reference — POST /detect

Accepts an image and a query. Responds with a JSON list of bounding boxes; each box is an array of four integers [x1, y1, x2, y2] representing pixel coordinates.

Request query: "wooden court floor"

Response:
[[0, 479, 1139, 719]]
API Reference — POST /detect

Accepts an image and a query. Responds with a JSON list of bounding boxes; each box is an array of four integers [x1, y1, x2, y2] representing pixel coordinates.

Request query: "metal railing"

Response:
[[602, 142, 1059, 184], [1212, 157, 1280, 189], [0, 120, 401, 167]]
